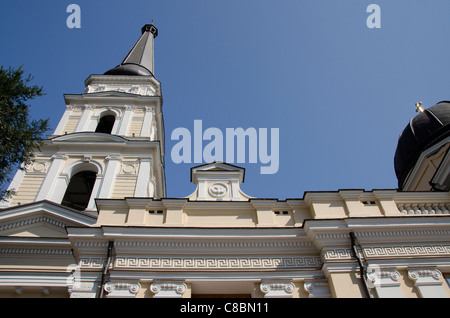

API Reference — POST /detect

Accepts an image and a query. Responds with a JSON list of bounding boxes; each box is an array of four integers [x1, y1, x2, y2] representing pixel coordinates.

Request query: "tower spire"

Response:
[[104, 23, 158, 76]]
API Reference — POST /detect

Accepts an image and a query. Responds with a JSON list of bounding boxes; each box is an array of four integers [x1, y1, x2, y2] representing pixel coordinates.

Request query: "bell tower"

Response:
[[1, 24, 166, 214]]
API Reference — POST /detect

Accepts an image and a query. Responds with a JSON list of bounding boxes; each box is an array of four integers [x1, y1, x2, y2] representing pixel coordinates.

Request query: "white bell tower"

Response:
[[1, 24, 166, 215]]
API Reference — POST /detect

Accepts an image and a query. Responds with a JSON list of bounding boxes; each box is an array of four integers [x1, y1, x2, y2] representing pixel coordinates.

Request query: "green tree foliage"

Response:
[[0, 65, 50, 201]]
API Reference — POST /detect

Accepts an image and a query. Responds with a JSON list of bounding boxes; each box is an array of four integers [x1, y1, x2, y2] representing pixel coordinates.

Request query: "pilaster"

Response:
[[134, 157, 152, 197], [98, 156, 121, 198], [408, 269, 448, 298], [251, 200, 276, 227], [35, 155, 67, 202], [366, 267, 404, 298]]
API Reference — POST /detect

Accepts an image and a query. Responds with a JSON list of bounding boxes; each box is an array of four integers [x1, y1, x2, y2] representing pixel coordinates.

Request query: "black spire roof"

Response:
[[104, 23, 158, 76]]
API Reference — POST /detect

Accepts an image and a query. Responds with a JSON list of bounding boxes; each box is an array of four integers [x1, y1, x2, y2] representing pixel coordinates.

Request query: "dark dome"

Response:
[[104, 63, 153, 76], [394, 101, 450, 189]]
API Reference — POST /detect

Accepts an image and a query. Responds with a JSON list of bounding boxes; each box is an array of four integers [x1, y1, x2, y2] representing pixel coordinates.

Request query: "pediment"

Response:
[[193, 161, 244, 172], [1, 219, 68, 238], [191, 162, 245, 183], [0, 201, 96, 238]]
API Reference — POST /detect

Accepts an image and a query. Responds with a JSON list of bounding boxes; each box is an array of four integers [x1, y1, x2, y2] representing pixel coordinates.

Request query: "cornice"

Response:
[[64, 92, 162, 105], [84, 74, 161, 87]]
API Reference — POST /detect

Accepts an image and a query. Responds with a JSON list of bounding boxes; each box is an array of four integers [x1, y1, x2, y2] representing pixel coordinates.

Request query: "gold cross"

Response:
[[415, 102, 424, 113]]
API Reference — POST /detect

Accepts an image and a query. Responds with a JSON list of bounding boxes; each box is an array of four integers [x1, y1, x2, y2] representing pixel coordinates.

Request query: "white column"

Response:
[[408, 269, 448, 298], [117, 106, 134, 136], [140, 107, 154, 138], [35, 155, 67, 202], [366, 267, 404, 298], [53, 106, 73, 135], [98, 156, 120, 198], [75, 105, 94, 132], [134, 157, 152, 197]]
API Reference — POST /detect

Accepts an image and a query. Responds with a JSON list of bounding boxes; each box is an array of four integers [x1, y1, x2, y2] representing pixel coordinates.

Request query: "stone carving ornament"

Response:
[[208, 183, 228, 198]]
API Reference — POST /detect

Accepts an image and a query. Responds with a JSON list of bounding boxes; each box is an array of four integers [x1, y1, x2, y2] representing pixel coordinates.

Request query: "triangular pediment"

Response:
[[191, 162, 245, 183], [0, 201, 96, 238]]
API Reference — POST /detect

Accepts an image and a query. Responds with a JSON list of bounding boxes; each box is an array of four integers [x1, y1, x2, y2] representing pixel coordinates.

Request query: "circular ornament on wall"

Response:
[[208, 183, 228, 198]]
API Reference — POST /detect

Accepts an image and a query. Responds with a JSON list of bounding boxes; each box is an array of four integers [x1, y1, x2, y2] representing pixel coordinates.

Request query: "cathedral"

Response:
[[0, 23, 449, 298]]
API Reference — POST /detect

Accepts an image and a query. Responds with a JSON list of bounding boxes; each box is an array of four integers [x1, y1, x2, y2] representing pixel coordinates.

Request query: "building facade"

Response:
[[0, 24, 449, 298]]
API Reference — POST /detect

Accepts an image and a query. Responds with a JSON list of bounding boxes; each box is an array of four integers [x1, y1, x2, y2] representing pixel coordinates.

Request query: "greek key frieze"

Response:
[[322, 244, 450, 261], [364, 245, 450, 258], [114, 256, 322, 270]]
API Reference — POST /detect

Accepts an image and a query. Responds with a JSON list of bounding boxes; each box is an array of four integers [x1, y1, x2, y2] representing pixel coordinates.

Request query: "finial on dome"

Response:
[[415, 102, 424, 113], [141, 22, 158, 37]]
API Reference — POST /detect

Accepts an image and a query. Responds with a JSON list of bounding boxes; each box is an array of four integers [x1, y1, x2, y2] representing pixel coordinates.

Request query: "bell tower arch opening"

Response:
[[61, 163, 99, 211], [95, 112, 116, 134]]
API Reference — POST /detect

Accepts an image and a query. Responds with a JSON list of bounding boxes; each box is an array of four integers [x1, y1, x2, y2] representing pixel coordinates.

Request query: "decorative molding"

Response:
[[315, 233, 348, 240], [208, 183, 228, 198], [120, 161, 139, 175], [397, 203, 450, 215], [322, 244, 450, 261], [150, 282, 187, 298], [114, 256, 322, 270], [0, 216, 67, 232], [0, 248, 72, 255], [355, 229, 450, 238], [322, 248, 354, 261], [29, 160, 50, 174], [303, 281, 331, 298], [260, 282, 295, 298], [104, 282, 141, 298], [80, 258, 106, 268], [367, 268, 401, 286], [74, 242, 110, 248], [85, 83, 157, 96], [113, 240, 312, 249], [408, 269, 442, 283], [364, 245, 450, 258]]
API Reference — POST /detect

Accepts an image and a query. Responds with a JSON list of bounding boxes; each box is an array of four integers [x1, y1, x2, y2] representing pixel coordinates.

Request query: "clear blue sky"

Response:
[[1, 1, 450, 199]]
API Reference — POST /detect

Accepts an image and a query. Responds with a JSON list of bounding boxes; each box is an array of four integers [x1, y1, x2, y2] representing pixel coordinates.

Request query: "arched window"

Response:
[[95, 114, 115, 134], [61, 171, 97, 211]]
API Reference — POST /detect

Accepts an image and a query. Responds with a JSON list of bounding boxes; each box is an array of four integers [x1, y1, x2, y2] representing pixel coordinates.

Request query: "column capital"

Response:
[[104, 282, 141, 298], [150, 282, 187, 298], [408, 269, 442, 285], [260, 281, 295, 298]]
